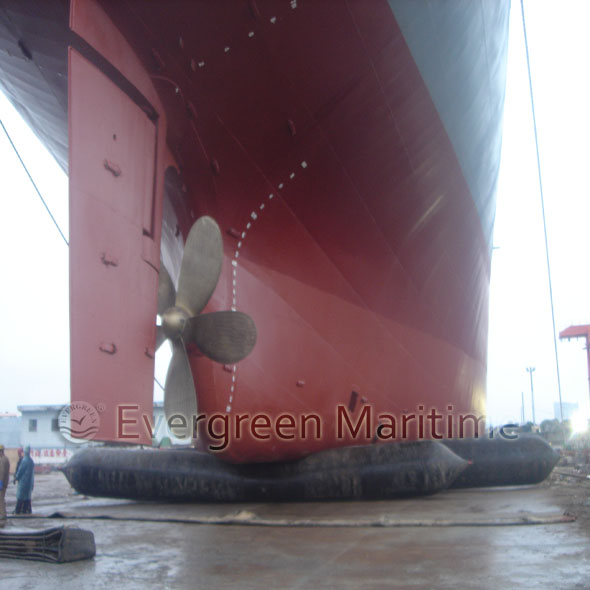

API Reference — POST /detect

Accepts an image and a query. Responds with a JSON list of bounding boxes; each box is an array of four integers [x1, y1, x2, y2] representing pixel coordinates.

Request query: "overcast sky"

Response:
[[487, 0, 590, 425], [0, 0, 589, 427]]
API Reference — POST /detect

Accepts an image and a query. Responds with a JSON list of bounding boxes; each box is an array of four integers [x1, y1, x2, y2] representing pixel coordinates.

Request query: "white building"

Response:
[[12, 402, 186, 467], [17, 405, 80, 467], [0, 412, 20, 448]]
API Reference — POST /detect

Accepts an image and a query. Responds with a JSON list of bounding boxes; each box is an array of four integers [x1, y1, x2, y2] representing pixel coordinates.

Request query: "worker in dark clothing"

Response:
[[14, 446, 34, 515]]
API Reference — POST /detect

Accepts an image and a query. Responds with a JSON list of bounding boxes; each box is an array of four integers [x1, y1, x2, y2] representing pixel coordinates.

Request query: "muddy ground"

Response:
[[546, 466, 590, 528], [1, 468, 589, 589]]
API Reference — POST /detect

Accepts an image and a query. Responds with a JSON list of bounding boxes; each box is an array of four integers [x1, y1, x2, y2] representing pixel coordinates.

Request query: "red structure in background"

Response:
[[559, 325, 590, 406]]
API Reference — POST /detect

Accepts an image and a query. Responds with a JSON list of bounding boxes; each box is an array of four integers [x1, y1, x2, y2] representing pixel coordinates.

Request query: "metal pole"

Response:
[[586, 335, 590, 409], [526, 367, 536, 425]]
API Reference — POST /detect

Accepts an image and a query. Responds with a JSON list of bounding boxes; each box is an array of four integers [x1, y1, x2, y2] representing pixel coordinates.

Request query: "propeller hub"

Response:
[[161, 306, 190, 341]]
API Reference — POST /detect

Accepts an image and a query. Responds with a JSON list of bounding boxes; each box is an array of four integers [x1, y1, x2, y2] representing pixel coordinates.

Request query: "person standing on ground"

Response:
[[14, 446, 34, 515], [0, 445, 10, 526]]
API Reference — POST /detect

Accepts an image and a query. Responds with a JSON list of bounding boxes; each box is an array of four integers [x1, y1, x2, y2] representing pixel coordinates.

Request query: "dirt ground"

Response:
[[546, 466, 590, 528], [2, 468, 590, 589]]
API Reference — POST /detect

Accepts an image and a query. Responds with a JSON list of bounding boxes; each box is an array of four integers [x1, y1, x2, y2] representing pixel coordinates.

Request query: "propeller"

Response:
[[156, 216, 257, 421]]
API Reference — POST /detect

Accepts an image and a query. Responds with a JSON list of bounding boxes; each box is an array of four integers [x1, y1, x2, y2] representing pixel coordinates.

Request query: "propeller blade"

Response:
[[185, 311, 257, 364], [164, 340, 198, 422], [155, 326, 166, 351], [176, 216, 222, 316], [157, 263, 176, 316]]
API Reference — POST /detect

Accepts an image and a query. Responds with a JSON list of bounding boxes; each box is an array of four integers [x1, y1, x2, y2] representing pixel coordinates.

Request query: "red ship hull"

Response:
[[0, 0, 510, 462]]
